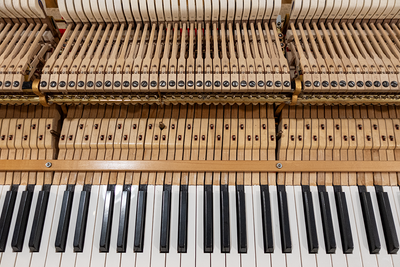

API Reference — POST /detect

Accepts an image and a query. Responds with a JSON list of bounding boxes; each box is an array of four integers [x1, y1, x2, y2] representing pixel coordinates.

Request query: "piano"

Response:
[[0, 0, 400, 266]]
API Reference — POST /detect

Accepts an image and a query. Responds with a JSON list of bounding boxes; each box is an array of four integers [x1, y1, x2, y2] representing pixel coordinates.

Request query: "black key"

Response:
[[73, 184, 91, 252], [375, 186, 399, 254], [55, 185, 75, 252], [12, 185, 34, 252], [302, 185, 318, 254], [134, 185, 147, 252], [260, 185, 273, 253], [334, 186, 353, 254], [220, 185, 230, 253], [99, 185, 115, 252], [117, 185, 131, 253], [236, 185, 247, 253], [204, 185, 213, 253], [277, 185, 291, 253], [318, 185, 336, 254], [177, 185, 188, 253], [0, 185, 18, 252], [359, 186, 380, 254], [160, 184, 172, 253], [29, 185, 50, 252]]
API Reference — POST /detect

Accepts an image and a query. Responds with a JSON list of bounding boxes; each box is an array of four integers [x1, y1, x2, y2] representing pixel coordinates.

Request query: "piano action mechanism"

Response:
[[0, 0, 400, 266]]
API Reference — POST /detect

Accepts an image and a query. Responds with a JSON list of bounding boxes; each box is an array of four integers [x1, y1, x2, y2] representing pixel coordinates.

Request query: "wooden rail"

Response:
[[1, 160, 399, 172]]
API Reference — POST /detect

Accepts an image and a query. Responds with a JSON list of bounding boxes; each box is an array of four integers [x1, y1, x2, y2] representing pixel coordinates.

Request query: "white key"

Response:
[[150, 185, 164, 266], [59, 185, 83, 267], [89, 185, 107, 267], [226, 185, 240, 267], [294, 185, 316, 267], [195, 185, 210, 267], [120, 185, 138, 267], [165, 185, 179, 267], [388, 186, 400, 266], [252, 185, 271, 267], [74, 185, 100, 267], [310, 186, 332, 267], [211, 185, 224, 267], [31, 185, 59, 267], [105, 185, 123, 267], [348, 186, 378, 267], [0, 185, 26, 267], [240, 186, 256, 267], [369, 186, 393, 267], [286, 186, 302, 267], [45, 184, 66, 267], [136, 185, 155, 267], [15, 185, 42, 267], [269, 185, 286, 267], [326, 186, 359, 267], [181, 186, 195, 267]]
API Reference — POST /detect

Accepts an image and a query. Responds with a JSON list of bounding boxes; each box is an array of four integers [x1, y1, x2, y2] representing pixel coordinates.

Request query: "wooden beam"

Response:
[[1, 160, 399, 172]]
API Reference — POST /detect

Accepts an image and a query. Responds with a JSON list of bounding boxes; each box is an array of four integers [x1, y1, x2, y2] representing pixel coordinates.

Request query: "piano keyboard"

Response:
[[0, 103, 399, 267], [1, 0, 400, 266]]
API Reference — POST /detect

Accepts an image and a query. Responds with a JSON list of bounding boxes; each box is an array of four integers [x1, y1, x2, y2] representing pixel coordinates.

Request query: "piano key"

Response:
[[369, 186, 394, 267], [14, 185, 41, 267], [165, 185, 180, 267], [89, 185, 107, 267], [181, 185, 196, 267], [358, 185, 380, 254], [302, 185, 318, 254], [134, 185, 147, 252], [349, 185, 378, 267], [286, 186, 302, 267], [375, 186, 399, 254], [226, 185, 240, 267], [99, 185, 115, 252], [59, 185, 83, 267], [0, 186, 26, 267], [55, 184, 75, 252], [269, 185, 286, 267], [220, 184, 230, 253], [117, 185, 130, 253], [327, 186, 359, 267], [204, 184, 213, 253], [387, 186, 400, 266], [311, 186, 333, 267], [73, 184, 91, 252], [277, 185, 291, 253], [151, 185, 165, 265], [75, 185, 100, 267], [177, 184, 188, 253], [0, 185, 18, 252], [333, 185, 354, 254], [260, 184, 273, 253], [317, 185, 336, 254], [294, 185, 316, 267], [135, 185, 155, 267], [12, 185, 34, 252], [160, 184, 172, 253], [120, 185, 138, 267], [30, 185, 59, 267], [241, 186, 256, 266], [196, 185, 210, 267], [236, 184, 247, 253], [211, 185, 225, 266], [43, 185, 66, 266], [105, 185, 122, 267], [29, 184, 50, 252]]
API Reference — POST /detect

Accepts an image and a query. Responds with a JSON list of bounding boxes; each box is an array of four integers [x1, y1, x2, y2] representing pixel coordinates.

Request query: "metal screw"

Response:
[[276, 163, 283, 169], [45, 162, 52, 168]]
